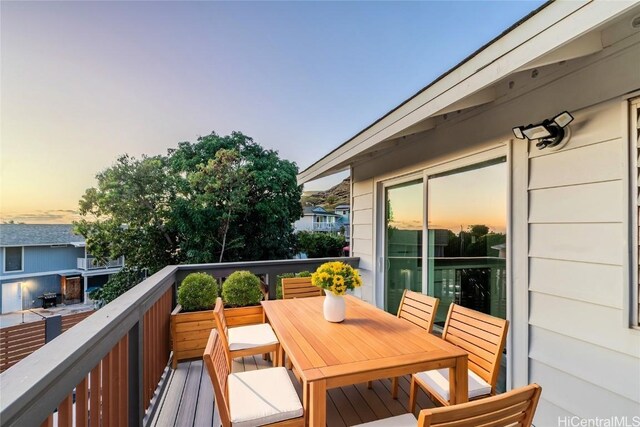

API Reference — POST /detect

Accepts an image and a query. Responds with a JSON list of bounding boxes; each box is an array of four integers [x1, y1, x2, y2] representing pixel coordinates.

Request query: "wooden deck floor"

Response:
[[148, 355, 439, 427]]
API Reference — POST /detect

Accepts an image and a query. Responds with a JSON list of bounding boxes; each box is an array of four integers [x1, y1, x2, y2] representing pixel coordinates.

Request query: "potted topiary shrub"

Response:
[[221, 270, 265, 327], [170, 272, 219, 367]]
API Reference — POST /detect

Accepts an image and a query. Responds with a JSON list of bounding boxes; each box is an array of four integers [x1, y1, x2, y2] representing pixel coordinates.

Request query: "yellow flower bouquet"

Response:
[[311, 261, 362, 296]]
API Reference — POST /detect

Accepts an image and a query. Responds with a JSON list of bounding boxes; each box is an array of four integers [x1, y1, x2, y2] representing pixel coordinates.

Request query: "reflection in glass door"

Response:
[[384, 180, 423, 314], [427, 158, 507, 325]]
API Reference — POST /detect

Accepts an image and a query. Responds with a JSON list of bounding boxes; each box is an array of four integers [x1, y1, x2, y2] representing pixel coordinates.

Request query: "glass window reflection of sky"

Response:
[[387, 181, 423, 231], [429, 162, 506, 234]]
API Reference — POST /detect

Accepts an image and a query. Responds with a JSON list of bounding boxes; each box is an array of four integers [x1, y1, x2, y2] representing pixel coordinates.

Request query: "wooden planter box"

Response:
[[170, 304, 264, 367]]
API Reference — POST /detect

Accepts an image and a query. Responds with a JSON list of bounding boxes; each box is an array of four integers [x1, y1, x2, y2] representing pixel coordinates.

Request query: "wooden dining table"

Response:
[[261, 295, 469, 427]]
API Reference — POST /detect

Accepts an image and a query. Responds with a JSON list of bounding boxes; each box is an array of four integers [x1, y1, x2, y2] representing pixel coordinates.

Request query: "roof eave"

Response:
[[298, 0, 636, 184]]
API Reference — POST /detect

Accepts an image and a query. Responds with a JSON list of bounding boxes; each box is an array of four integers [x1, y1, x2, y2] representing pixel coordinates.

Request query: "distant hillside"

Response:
[[302, 178, 350, 210]]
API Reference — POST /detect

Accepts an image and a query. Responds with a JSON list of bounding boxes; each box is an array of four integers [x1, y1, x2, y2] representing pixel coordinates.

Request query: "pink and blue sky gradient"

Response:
[[1, 1, 544, 224]]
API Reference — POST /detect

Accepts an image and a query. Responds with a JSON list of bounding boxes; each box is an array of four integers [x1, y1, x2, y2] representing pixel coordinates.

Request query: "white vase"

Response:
[[323, 290, 345, 322]]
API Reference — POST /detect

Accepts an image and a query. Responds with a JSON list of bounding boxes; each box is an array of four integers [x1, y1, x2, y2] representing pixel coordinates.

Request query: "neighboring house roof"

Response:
[[298, 1, 637, 183], [302, 206, 340, 216], [334, 205, 350, 210], [0, 224, 85, 247]]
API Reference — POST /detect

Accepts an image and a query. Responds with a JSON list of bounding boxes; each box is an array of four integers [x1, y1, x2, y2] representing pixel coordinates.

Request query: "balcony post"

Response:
[[266, 273, 278, 300], [128, 320, 143, 426]]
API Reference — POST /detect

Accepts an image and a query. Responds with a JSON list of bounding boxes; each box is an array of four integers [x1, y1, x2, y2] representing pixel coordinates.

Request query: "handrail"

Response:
[[0, 265, 177, 426], [0, 257, 359, 426], [176, 257, 359, 299]]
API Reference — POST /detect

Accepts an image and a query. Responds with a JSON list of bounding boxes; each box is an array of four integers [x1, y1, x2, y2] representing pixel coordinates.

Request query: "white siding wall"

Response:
[[352, 179, 375, 303], [348, 22, 640, 422], [527, 99, 640, 420]]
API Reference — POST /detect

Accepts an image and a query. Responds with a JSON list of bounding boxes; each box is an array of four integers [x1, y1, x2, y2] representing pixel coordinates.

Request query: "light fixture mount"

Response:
[[512, 111, 574, 150]]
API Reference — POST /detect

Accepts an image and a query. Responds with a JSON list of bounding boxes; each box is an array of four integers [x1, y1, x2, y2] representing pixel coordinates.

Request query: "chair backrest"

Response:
[[417, 384, 541, 427], [397, 290, 439, 333], [281, 277, 323, 299], [203, 329, 232, 427], [212, 297, 232, 368], [442, 303, 509, 392]]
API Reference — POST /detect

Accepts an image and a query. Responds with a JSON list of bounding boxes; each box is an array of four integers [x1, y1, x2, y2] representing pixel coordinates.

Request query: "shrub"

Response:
[[296, 231, 346, 258], [90, 267, 144, 306], [222, 271, 263, 307], [177, 272, 218, 312], [276, 271, 311, 299]]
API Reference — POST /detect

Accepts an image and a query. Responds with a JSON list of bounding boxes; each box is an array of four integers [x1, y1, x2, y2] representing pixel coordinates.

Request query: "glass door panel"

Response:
[[427, 158, 507, 325], [427, 158, 507, 392], [384, 180, 423, 314]]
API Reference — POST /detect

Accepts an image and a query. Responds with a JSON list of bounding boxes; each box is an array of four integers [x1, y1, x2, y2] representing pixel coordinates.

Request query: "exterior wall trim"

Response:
[[627, 92, 640, 329]]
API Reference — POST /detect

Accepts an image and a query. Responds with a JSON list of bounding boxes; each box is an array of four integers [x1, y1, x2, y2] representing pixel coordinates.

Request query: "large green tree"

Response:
[[75, 154, 179, 273], [169, 132, 302, 261], [76, 132, 303, 298]]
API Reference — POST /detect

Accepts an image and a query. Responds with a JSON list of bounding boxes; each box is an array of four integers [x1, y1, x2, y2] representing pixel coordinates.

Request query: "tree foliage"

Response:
[[296, 231, 346, 258], [88, 267, 145, 305], [443, 224, 506, 258], [75, 155, 179, 272], [76, 132, 303, 301]]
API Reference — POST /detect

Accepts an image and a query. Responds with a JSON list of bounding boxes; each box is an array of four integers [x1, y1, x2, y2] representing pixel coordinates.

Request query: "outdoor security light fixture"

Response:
[[512, 111, 574, 150]]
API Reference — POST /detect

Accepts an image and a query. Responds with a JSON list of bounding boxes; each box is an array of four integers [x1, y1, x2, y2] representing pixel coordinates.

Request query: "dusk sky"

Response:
[[1, 1, 544, 224]]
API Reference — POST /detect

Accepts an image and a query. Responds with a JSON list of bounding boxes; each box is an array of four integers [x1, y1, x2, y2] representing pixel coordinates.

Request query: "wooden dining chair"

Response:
[[409, 303, 509, 411], [353, 384, 541, 427], [212, 297, 281, 369], [281, 277, 323, 299], [203, 329, 305, 427], [369, 290, 439, 398], [280, 277, 322, 371]]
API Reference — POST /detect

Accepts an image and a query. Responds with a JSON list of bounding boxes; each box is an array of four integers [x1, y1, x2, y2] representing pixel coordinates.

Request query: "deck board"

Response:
[[150, 358, 439, 426]]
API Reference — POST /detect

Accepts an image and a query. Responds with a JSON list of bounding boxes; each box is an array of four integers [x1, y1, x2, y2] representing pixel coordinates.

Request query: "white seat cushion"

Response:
[[415, 368, 491, 402], [229, 367, 303, 427], [352, 413, 418, 427], [228, 323, 278, 351]]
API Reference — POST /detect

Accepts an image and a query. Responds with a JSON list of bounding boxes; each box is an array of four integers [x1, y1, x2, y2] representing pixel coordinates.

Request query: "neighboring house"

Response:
[[334, 205, 351, 242], [0, 224, 123, 313], [300, 1, 640, 423], [294, 206, 347, 236]]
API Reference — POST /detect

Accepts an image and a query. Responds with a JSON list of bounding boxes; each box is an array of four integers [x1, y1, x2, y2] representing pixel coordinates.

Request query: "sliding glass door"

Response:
[[384, 180, 424, 314], [380, 156, 508, 390], [426, 158, 507, 326]]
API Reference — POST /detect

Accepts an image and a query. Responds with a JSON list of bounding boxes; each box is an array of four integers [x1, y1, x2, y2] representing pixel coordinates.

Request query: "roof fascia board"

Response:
[[0, 242, 85, 248], [298, 0, 635, 184], [0, 270, 82, 281]]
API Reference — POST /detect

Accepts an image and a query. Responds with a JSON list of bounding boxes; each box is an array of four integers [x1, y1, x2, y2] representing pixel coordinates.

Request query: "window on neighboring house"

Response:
[[4, 247, 23, 272], [633, 97, 640, 326]]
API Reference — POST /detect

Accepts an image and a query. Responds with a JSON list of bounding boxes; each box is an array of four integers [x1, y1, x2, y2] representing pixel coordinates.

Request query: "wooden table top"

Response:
[[262, 295, 467, 383]]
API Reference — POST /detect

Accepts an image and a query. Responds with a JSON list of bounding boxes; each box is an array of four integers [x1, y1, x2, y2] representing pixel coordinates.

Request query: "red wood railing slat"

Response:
[[109, 342, 119, 424], [76, 377, 88, 426], [89, 364, 101, 426], [119, 335, 128, 426], [58, 394, 73, 427], [102, 349, 111, 426]]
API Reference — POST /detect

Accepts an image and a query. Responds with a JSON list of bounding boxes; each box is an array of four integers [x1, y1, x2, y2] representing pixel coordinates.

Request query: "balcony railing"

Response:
[[313, 222, 342, 231], [0, 257, 358, 427], [77, 256, 124, 270]]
